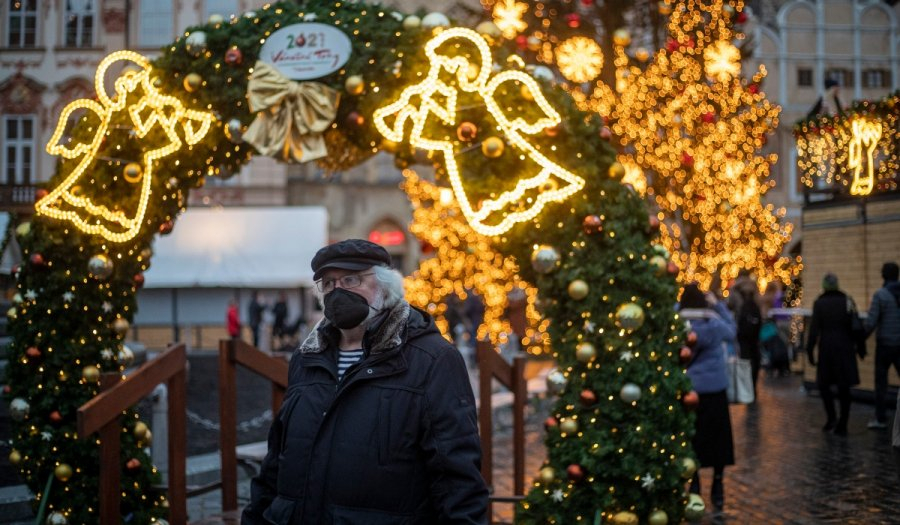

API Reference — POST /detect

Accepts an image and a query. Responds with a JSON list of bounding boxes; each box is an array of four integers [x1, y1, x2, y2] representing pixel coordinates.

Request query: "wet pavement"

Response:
[[488, 373, 900, 524]]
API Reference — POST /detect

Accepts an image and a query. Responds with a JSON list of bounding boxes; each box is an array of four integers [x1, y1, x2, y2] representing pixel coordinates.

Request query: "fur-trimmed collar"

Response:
[[298, 301, 411, 354]]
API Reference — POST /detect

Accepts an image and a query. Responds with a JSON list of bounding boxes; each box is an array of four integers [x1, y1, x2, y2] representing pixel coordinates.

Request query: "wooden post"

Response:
[[512, 355, 527, 496], [98, 373, 121, 525], [219, 339, 238, 512], [167, 366, 187, 524]]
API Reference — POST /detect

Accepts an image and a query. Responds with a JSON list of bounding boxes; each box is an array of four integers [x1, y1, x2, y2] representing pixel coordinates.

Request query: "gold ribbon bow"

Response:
[[243, 61, 340, 163]]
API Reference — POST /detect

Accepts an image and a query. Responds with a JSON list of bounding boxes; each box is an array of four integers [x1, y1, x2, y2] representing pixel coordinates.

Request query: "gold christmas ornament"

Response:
[[344, 75, 365, 96], [575, 342, 596, 363], [113, 318, 131, 336], [611, 511, 638, 525], [681, 456, 698, 479], [55, 463, 74, 482], [559, 417, 578, 434], [183, 73, 203, 92], [82, 365, 100, 383], [123, 163, 142, 183], [612, 28, 632, 47], [635, 47, 650, 62], [402, 15, 421, 30], [9, 449, 22, 465], [134, 421, 149, 440], [608, 161, 626, 179], [481, 136, 505, 158], [475, 21, 502, 39], [648, 509, 669, 525], [567, 279, 589, 300], [539, 466, 555, 483], [530, 245, 560, 274], [649, 255, 668, 276], [15, 222, 31, 237], [615, 302, 645, 331], [207, 13, 225, 25], [527, 36, 542, 51], [684, 493, 706, 521], [88, 254, 114, 280]]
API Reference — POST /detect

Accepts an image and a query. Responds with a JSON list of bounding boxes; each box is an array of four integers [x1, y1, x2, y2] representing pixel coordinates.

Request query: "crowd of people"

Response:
[[679, 261, 900, 512]]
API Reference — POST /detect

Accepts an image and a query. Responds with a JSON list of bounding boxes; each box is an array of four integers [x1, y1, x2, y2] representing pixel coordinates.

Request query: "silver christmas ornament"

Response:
[[619, 383, 642, 403], [9, 397, 30, 421], [546, 368, 567, 395], [185, 31, 208, 57], [88, 254, 114, 280], [531, 245, 560, 274]]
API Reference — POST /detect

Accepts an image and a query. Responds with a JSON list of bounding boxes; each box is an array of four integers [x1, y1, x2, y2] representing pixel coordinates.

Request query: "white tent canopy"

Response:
[[144, 207, 328, 288]]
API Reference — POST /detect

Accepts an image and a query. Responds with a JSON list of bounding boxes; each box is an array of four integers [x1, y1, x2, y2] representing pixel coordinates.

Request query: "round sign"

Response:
[[259, 23, 352, 80]]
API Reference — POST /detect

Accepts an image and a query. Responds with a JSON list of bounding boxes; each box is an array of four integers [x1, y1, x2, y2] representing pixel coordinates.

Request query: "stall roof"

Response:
[[144, 207, 328, 288]]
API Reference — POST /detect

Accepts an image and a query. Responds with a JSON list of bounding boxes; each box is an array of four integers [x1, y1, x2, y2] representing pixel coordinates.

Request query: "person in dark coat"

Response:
[[248, 291, 265, 348], [806, 273, 866, 436], [242, 239, 488, 524], [272, 292, 288, 348], [865, 262, 900, 429], [680, 283, 736, 511], [734, 281, 762, 395]]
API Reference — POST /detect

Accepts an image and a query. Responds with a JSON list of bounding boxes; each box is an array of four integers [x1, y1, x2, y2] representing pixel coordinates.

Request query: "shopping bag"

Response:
[[727, 357, 755, 404]]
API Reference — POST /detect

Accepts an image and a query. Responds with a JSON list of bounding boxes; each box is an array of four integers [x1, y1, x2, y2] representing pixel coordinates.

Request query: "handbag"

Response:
[[726, 356, 755, 404]]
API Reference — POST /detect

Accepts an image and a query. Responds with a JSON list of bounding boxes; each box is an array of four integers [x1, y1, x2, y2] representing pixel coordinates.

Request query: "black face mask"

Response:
[[323, 288, 375, 329]]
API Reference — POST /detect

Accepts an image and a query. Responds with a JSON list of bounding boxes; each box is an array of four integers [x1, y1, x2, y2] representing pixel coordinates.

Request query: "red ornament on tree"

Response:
[[648, 215, 660, 233], [224, 47, 243, 66], [565, 13, 581, 28], [683, 390, 700, 410], [582, 215, 603, 235], [544, 416, 558, 430], [544, 124, 561, 137], [580, 0, 594, 5], [679, 346, 693, 363], [516, 35, 528, 49], [748, 83, 759, 94], [666, 39, 679, 52], [736, 11, 748, 24], [345, 111, 365, 128], [26, 347, 41, 359], [701, 112, 716, 124], [599, 127, 612, 140], [35, 188, 48, 201], [666, 261, 679, 276], [133, 273, 145, 288], [50, 410, 63, 423], [29, 253, 44, 266], [685, 331, 699, 348], [457, 122, 478, 142], [681, 152, 694, 168], [159, 220, 175, 235], [566, 463, 585, 482], [2, 385, 10, 395], [579, 389, 597, 406], [126, 458, 142, 470]]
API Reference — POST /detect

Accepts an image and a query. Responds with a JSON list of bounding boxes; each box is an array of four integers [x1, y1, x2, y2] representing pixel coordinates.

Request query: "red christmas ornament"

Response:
[[2, 384, 10, 395], [420, 241, 434, 255], [224, 47, 243, 66], [701, 112, 716, 124], [457, 122, 478, 142], [544, 416, 558, 430], [748, 83, 759, 94], [685, 37, 696, 49], [666, 261, 679, 276], [736, 11, 748, 24], [50, 410, 63, 423], [679, 346, 693, 363], [345, 111, 365, 128], [544, 124, 561, 137], [580, 0, 594, 5], [579, 389, 597, 406], [681, 152, 694, 168], [29, 253, 44, 266], [683, 390, 700, 410], [565, 13, 581, 28], [599, 127, 612, 140], [516, 35, 528, 49], [133, 273, 145, 288], [35, 188, 48, 201], [686, 331, 699, 348], [666, 39, 679, 52], [648, 215, 661, 232], [126, 458, 142, 470], [582, 215, 603, 235], [159, 220, 175, 235], [566, 463, 585, 482], [26, 346, 41, 359]]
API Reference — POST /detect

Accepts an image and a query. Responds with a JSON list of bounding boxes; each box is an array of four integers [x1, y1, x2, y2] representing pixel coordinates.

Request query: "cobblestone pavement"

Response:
[[488, 373, 899, 524]]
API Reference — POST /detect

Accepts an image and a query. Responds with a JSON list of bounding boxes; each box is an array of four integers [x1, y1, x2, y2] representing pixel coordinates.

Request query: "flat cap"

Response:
[[312, 239, 391, 281]]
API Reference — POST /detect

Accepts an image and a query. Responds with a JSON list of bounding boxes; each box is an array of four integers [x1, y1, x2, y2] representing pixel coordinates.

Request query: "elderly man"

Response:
[[242, 239, 488, 524]]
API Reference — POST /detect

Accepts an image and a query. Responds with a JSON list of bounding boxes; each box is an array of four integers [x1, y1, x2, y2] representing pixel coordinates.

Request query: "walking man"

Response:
[[866, 262, 900, 429], [243, 239, 488, 523]]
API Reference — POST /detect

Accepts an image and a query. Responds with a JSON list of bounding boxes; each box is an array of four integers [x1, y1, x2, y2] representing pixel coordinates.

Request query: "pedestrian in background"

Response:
[[679, 283, 736, 511], [248, 291, 266, 348], [226, 298, 241, 341], [272, 292, 288, 350], [865, 262, 900, 429], [806, 273, 866, 436], [243, 239, 487, 524], [734, 279, 762, 396]]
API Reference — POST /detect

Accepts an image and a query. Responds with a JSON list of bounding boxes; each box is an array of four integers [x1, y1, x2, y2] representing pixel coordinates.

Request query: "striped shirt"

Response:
[[337, 349, 364, 380]]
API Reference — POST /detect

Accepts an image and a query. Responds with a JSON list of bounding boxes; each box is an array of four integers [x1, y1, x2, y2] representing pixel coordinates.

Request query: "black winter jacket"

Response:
[[242, 302, 488, 524], [806, 290, 865, 388]]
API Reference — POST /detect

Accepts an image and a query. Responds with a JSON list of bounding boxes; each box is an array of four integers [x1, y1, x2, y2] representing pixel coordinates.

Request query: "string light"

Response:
[[848, 118, 882, 196], [374, 27, 585, 236], [492, 0, 529, 39], [38, 50, 214, 243]]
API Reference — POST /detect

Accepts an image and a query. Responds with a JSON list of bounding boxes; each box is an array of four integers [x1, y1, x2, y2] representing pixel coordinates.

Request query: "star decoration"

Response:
[[102, 301, 113, 313], [704, 40, 741, 82], [583, 320, 596, 333], [24, 289, 37, 301], [41, 431, 52, 441], [551, 488, 565, 502], [101, 349, 114, 360], [619, 350, 634, 362], [62, 291, 75, 303], [641, 473, 655, 489], [492, 0, 529, 39], [303, 13, 317, 21]]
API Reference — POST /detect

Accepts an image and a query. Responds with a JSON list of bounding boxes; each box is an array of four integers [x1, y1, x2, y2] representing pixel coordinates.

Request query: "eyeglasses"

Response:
[[316, 272, 374, 294]]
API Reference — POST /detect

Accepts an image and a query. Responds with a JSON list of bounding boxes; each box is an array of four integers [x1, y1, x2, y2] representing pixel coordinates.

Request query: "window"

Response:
[[2, 116, 36, 185], [7, 0, 38, 48], [862, 69, 891, 89], [204, 0, 239, 21], [64, 0, 94, 48], [138, 0, 173, 48], [825, 68, 851, 89], [797, 68, 813, 87]]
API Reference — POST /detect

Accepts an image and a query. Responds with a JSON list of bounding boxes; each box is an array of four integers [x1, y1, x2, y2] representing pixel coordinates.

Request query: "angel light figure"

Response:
[[38, 51, 214, 243], [374, 28, 584, 236], [848, 117, 882, 196]]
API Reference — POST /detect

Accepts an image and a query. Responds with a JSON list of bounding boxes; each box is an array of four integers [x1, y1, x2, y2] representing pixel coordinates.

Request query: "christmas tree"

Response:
[[485, 0, 798, 290]]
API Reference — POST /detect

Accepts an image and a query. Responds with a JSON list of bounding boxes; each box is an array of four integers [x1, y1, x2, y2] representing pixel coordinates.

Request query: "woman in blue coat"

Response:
[[679, 283, 737, 511]]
